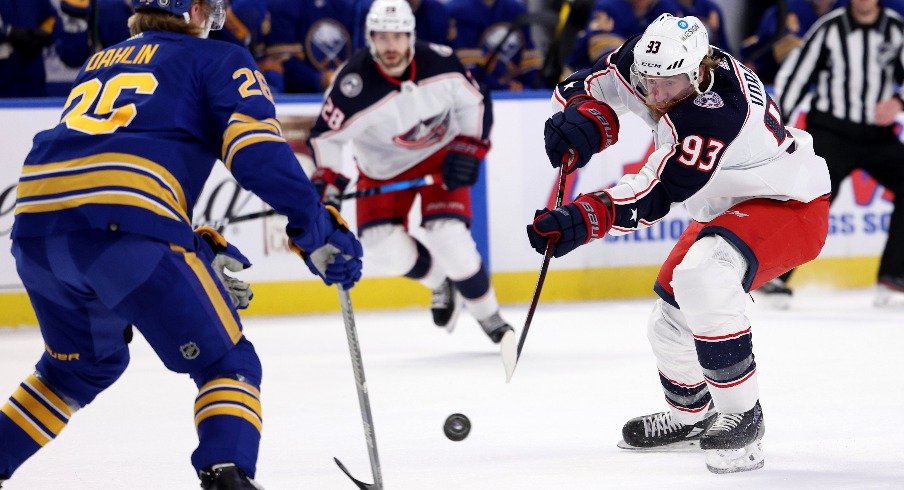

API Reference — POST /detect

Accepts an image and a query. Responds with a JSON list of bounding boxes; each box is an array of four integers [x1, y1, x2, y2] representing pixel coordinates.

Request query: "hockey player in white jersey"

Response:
[[526, 14, 831, 473], [308, 0, 515, 345]]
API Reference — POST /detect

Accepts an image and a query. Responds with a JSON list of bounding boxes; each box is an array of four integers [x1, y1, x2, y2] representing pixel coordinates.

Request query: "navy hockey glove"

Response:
[[288, 205, 363, 290], [526, 192, 614, 258], [310, 167, 351, 211], [4, 26, 53, 58], [442, 135, 490, 191], [195, 226, 254, 309], [544, 96, 620, 174]]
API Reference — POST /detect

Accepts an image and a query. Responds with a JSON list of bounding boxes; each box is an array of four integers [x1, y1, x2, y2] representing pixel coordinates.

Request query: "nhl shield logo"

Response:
[[340, 73, 363, 98], [693, 92, 724, 109], [180, 342, 200, 360]]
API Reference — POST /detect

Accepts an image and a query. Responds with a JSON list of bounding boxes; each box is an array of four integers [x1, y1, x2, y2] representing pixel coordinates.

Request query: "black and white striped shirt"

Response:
[[775, 6, 904, 125]]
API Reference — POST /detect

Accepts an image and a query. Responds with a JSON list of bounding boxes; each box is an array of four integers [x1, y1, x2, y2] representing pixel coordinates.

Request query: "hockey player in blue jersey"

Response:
[[447, 0, 542, 90], [528, 14, 830, 473], [0, 0, 363, 488]]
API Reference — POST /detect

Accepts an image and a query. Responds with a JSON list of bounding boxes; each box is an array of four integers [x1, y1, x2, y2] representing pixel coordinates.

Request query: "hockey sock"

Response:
[[191, 378, 262, 478], [0, 374, 74, 478]]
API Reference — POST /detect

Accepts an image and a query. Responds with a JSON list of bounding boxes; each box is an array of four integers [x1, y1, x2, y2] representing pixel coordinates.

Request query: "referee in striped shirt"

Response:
[[772, 0, 904, 307]]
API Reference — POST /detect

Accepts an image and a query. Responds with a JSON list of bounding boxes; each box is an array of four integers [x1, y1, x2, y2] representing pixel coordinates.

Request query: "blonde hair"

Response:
[[128, 1, 207, 36]]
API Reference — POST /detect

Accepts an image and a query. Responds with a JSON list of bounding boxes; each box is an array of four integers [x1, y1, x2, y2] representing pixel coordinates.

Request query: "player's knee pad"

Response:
[[190, 337, 262, 389], [35, 345, 130, 408], [671, 235, 747, 329], [422, 219, 481, 280], [360, 224, 420, 276], [646, 300, 690, 351]]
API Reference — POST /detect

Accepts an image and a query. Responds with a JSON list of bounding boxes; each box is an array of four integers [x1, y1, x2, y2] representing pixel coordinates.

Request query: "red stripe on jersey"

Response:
[[693, 327, 752, 342], [706, 368, 756, 389]]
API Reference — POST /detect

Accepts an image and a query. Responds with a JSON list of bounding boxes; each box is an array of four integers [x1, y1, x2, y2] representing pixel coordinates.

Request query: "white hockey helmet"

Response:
[[630, 14, 711, 95], [365, 0, 416, 60]]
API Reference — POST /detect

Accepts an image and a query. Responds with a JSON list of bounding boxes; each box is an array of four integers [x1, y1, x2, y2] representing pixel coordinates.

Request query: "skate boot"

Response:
[[752, 278, 792, 310], [431, 278, 462, 332], [874, 276, 904, 307], [700, 401, 766, 474], [478, 312, 514, 344], [199, 463, 264, 490], [618, 404, 716, 451]]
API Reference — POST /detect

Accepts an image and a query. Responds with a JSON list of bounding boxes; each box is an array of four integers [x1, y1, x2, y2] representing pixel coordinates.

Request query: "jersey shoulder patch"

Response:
[[414, 40, 467, 79]]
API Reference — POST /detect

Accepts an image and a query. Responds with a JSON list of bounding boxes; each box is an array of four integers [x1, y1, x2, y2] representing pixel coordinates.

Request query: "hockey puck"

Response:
[[443, 413, 471, 441]]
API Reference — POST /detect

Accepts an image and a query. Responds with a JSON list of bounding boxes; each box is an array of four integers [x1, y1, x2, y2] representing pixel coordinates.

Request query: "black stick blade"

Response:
[[334, 457, 379, 489]]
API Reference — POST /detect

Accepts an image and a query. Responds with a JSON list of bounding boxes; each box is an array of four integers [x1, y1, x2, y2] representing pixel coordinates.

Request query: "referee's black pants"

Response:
[[781, 111, 904, 284]]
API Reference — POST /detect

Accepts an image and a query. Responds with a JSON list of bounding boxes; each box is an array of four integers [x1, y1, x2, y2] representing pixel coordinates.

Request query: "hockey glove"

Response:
[[442, 135, 490, 191], [194, 226, 254, 310], [4, 26, 53, 59], [310, 167, 350, 211], [288, 205, 363, 290], [544, 96, 620, 174], [526, 192, 614, 258]]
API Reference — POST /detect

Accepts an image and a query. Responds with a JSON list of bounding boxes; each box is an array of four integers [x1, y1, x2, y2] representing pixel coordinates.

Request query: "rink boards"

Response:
[[0, 92, 893, 325]]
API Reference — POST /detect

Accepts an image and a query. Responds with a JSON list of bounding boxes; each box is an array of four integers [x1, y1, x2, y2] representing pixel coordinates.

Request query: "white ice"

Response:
[[1, 287, 902, 489]]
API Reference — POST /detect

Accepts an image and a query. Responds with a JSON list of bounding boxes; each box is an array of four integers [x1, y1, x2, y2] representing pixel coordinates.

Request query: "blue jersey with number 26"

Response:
[[13, 30, 322, 249]]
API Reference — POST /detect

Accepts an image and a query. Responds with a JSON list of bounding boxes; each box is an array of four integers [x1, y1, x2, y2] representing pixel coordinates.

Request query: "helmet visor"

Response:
[[208, 0, 226, 31], [630, 64, 695, 110]]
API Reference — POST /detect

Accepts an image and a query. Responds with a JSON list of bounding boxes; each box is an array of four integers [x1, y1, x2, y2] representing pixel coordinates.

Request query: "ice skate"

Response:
[[199, 463, 264, 490], [874, 276, 904, 307], [478, 312, 514, 344], [752, 278, 792, 310], [617, 405, 716, 451], [431, 278, 462, 332], [701, 401, 766, 474]]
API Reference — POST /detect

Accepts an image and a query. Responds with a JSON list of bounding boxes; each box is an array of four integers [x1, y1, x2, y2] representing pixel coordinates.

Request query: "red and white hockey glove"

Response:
[[544, 95, 620, 174], [310, 167, 351, 210], [526, 192, 614, 258], [442, 135, 490, 190]]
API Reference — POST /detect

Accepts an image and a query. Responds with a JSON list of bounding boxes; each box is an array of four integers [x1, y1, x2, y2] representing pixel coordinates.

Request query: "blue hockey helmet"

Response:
[[132, 0, 225, 31]]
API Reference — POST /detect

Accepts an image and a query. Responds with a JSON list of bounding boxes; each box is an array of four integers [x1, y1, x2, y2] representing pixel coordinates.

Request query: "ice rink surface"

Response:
[[1, 287, 902, 489]]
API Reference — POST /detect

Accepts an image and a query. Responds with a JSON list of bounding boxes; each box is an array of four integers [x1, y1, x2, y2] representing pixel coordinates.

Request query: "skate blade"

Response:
[[441, 292, 463, 333], [705, 441, 765, 474], [617, 439, 703, 452], [500, 330, 517, 382], [874, 287, 904, 308], [751, 292, 791, 310]]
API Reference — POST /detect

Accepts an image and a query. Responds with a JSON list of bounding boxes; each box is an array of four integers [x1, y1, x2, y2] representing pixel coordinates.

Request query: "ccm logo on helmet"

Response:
[[641, 61, 662, 68]]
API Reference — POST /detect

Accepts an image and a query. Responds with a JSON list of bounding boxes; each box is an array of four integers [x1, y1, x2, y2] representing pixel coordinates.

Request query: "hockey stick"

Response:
[[334, 287, 384, 490], [206, 173, 440, 228], [503, 155, 571, 382]]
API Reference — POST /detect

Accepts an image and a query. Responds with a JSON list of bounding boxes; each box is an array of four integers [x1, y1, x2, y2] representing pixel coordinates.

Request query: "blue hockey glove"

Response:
[[526, 192, 614, 258], [195, 226, 254, 309], [442, 135, 490, 190], [287, 205, 363, 290], [544, 96, 620, 174]]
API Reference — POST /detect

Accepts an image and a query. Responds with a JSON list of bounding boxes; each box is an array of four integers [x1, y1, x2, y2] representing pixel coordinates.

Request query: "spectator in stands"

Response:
[[262, 0, 356, 93], [447, 0, 542, 91], [566, 0, 680, 72], [740, 0, 836, 85], [408, 0, 455, 46], [0, 0, 57, 97], [676, 0, 729, 52], [55, 0, 132, 69], [210, 0, 270, 52]]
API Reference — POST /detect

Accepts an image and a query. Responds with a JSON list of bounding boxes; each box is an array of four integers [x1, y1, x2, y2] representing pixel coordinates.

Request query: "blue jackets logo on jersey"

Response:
[[393, 111, 452, 148]]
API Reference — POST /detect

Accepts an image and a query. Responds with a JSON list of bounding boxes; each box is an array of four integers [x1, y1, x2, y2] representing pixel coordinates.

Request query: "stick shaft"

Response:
[[338, 288, 383, 489]]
